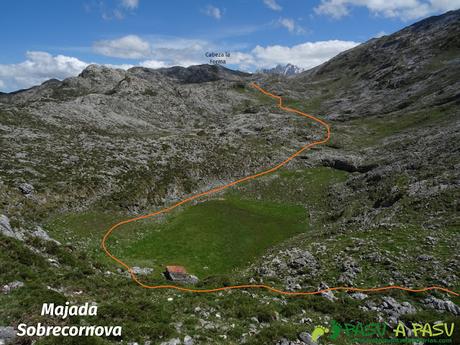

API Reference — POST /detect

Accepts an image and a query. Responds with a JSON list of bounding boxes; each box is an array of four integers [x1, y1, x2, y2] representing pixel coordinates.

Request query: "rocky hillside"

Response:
[[244, 10, 460, 302], [288, 9, 460, 118], [1, 63, 325, 225], [1, 10, 459, 345], [256, 64, 304, 76], [251, 9, 460, 232]]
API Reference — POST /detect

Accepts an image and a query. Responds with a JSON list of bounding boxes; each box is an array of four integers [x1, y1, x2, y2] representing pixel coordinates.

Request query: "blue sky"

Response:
[[0, 0, 458, 91]]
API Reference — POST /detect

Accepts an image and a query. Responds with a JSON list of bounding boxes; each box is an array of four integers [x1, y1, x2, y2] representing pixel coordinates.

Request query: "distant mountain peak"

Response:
[[257, 63, 305, 76]]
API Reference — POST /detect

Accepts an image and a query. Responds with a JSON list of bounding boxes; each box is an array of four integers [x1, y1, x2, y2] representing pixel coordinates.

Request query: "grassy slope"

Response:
[[4, 159, 459, 345], [44, 167, 347, 281], [119, 198, 307, 277], [1, 165, 360, 345], [3, 80, 459, 345]]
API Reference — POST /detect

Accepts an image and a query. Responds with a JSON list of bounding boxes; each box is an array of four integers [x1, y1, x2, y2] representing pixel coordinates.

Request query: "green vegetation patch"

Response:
[[44, 167, 347, 282], [350, 105, 453, 146], [115, 197, 308, 277]]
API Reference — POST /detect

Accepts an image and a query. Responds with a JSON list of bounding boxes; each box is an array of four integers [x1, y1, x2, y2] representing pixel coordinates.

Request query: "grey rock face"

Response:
[[155, 64, 250, 84], [0, 215, 21, 240], [257, 64, 304, 76], [423, 296, 460, 315], [31, 226, 60, 244], [287, 250, 318, 272], [366, 297, 416, 324], [337, 257, 361, 285], [256, 248, 319, 278], [290, 10, 460, 120], [255, 248, 319, 291], [0, 215, 13, 237], [318, 282, 337, 302]]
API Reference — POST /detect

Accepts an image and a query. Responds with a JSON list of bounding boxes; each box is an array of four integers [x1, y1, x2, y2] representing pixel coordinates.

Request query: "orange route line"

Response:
[[101, 82, 459, 298]]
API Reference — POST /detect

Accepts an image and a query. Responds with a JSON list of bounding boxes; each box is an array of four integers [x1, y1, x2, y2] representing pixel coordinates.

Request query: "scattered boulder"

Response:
[[276, 338, 313, 345], [47, 258, 60, 268], [337, 257, 361, 285], [31, 226, 61, 245], [318, 282, 337, 302], [287, 250, 318, 273], [256, 248, 319, 278], [183, 335, 194, 345], [285, 277, 301, 291], [18, 182, 34, 196], [186, 275, 199, 285], [422, 296, 460, 316], [350, 292, 368, 300], [131, 267, 154, 276], [159, 338, 181, 345], [372, 297, 416, 324], [425, 236, 437, 245], [0, 215, 22, 240], [416, 254, 433, 261], [321, 155, 376, 173], [2, 281, 24, 294], [0, 326, 16, 344], [298, 332, 317, 345]]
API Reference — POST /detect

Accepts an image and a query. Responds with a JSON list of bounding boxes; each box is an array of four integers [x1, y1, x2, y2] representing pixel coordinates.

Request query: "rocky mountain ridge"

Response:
[[257, 63, 304, 76], [285, 9, 460, 119]]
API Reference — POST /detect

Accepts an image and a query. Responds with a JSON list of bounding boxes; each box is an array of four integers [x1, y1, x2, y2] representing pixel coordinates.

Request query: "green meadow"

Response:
[[45, 189, 309, 280], [44, 167, 347, 281], [118, 197, 307, 277]]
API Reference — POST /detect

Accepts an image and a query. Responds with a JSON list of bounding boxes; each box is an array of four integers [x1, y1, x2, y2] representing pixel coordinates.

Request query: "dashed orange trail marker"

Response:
[[101, 82, 459, 297]]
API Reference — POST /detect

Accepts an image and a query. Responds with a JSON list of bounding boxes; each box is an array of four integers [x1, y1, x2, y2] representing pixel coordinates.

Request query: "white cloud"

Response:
[[121, 0, 139, 9], [0, 34, 217, 91], [0, 52, 138, 92], [278, 18, 305, 34], [431, 0, 460, 10], [86, 0, 138, 20], [249, 40, 359, 69], [94, 35, 213, 66], [279, 18, 295, 32], [111, 9, 125, 20], [93, 35, 151, 59], [140, 59, 168, 68], [104, 63, 134, 70], [227, 52, 255, 69], [263, 0, 282, 11], [375, 30, 387, 37], [146, 37, 211, 66], [315, 0, 350, 18], [0, 51, 89, 91], [0, 39, 360, 91], [203, 5, 222, 19], [314, 0, 460, 20]]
